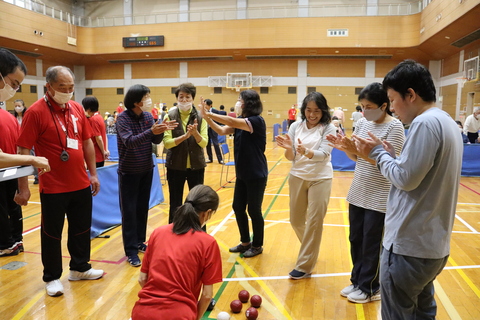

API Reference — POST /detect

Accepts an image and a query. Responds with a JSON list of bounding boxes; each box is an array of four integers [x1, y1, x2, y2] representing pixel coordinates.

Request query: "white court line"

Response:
[[455, 214, 478, 233], [457, 202, 480, 206], [210, 210, 235, 237], [23, 226, 40, 235], [222, 264, 480, 282], [28, 201, 41, 204]]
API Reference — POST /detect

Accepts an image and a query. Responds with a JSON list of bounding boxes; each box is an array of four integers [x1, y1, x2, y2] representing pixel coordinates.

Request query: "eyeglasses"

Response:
[[1, 74, 21, 91]]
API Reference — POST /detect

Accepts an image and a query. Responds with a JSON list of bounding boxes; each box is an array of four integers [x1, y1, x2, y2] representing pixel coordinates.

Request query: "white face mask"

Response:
[[177, 101, 192, 112], [140, 98, 152, 112], [235, 101, 242, 115], [52, 89, 73, 105], [15, 106, 25, 113], [363, 107, 384, 122], [0, 74, 17, 101]]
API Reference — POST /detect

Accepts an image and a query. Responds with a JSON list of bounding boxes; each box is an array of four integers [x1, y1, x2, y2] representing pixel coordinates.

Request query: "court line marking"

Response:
[[448, 257, 480, 300], [433, 280, 462, 320], [455, 214, 478, 233]]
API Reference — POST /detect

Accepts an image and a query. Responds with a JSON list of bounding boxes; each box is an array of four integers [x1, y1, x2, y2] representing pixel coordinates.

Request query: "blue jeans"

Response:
[[380, 247, 448, 320]]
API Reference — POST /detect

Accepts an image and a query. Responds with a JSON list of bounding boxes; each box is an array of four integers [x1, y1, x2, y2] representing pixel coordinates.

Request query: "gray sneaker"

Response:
[[347, 289, 381, 303], [340, 284, 359, 297]]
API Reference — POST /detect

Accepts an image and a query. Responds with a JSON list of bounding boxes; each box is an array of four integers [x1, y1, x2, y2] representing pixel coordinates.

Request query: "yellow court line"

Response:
[[216, 239, 293, 320], [340, 199, 365, 320], [448, 257, 480, 299], [434, 280, 462, 320], [12, 291, 45, 320]]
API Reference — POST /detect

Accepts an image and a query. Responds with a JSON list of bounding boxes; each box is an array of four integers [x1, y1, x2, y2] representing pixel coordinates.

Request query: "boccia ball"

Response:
[[245, 307, 259, 320], [230, 299, 243, 313], [238, 290, 250, 303], [216, 311, 231, 320], [250, 295, 262, 308]]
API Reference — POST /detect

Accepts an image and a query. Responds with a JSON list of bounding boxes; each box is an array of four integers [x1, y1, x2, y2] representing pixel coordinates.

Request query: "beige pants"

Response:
[[289, 174, 332, 274]]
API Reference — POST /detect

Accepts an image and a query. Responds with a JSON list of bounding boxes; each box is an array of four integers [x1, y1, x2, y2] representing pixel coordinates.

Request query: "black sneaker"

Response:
[[288, 269, 311, 280], [0, 243, 20, 257], [138, 243, 147, 253], [33, 177, 39, 185], [229, 243, 251, 253], [207, 298, 216, 311], [127, 255, 142, 267], [243, 246, 263, 258]]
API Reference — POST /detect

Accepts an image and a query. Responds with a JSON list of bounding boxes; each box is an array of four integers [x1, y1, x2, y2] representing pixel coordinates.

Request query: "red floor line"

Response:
[[460, 182, 480, 196], [22, 251, 127, 265]]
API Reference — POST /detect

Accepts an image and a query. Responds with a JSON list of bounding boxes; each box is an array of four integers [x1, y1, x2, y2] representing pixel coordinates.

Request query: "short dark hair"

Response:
[[219, 105, 225, 110], [124, 84, 150, 110], [172, 185, 219, 235], [239, 89, 262, 117], [383, 59, 436, 103], [0, 48, 27, 77], [45, 66, 75, 84], [356, 105, 362, 112], [230, 107, 234, 112], [204, 99, 212, 106], [82, 96, 99, 112], [175, 83, 196, 99], [358, 82, 392, 116], [300, 92, 331, 124]]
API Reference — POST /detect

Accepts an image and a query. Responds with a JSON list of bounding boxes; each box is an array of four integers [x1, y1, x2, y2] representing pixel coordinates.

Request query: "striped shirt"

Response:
[[346, 117, 405, 213], [116, 109, 163, 173]]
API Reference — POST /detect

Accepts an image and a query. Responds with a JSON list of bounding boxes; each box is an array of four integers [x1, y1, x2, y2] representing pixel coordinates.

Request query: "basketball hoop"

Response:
[[456, 77, 467, 88], [235, 85, 241, 92]]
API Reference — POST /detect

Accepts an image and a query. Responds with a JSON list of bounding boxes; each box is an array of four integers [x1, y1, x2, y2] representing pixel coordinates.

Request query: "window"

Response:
[[117, 88, 124, 95], [288, 87, 297, 94], [307, 87, 316, 93], [260, 87, 269, 94], [30, 85, 37, 94], [355, 87, 363, 95], [171, 87, 177, 94], [86, 88, 93, 95], [214, 87, 222, 94]]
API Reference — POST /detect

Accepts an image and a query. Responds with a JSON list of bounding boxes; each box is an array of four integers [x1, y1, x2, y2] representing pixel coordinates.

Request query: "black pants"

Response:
[[167, 168, 205, 223], [207, 128, 223, 162], [40, 187, 92, 282], [96, 161, 105, 168], [118, 169, 153, 257], [467, 132, 479, 144], [288, 119, 296, 128], [0, 179, 23, 249], [348, 203, 385, 294], [232, 177, 267, 248]]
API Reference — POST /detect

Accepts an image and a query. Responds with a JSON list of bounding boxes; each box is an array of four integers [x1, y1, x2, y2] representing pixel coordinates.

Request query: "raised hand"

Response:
[[276, 134, 293, 150]]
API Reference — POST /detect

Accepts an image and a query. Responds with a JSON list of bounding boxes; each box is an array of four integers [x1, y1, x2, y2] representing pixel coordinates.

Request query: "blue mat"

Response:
[[90, 154, 164, 238]]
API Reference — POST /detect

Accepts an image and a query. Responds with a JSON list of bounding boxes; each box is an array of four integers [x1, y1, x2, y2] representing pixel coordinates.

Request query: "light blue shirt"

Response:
[[370, 107, 463, 259]]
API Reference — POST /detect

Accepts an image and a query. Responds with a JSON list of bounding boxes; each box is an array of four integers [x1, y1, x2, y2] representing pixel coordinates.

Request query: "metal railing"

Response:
[[3, 0, 423, 28]]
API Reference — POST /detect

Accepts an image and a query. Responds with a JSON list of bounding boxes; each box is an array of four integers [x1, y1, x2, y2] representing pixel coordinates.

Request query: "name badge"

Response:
[[67, 137, 78, 150]]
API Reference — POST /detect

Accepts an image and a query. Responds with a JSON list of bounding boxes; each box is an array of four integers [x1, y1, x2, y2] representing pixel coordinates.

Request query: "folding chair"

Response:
[[219, 143, 235, 187], [156, 145, 167, 185], [218, 134, 226, 144]]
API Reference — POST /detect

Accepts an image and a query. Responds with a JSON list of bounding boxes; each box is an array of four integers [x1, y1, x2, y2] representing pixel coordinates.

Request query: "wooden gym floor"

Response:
[[1, 137, 480, 320]]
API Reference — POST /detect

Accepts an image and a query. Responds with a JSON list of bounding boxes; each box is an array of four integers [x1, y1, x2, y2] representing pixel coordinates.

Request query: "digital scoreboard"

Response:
[[122, 36, 164, 48]]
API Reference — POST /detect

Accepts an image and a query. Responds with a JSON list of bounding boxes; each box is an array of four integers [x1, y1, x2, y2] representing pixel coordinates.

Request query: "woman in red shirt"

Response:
[[131, 185, 223, 320]]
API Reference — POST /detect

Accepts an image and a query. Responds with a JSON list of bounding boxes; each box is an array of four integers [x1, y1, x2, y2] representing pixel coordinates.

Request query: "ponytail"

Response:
[[172, 185, 219, 235]]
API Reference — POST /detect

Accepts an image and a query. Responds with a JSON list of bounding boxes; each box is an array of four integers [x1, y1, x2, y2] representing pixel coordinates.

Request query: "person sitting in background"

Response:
[[456, 120, 469, 144], [228, 107, 236, 118], [131, 185, 222, 320], [463, 107, 480, 143]]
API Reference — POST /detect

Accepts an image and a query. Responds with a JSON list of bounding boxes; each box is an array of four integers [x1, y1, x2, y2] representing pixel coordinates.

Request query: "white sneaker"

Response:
[[347, 289, 381, 303], [340, 284, 358, 297], [46, 279, 64, 297], [68, 268, 104, 281]]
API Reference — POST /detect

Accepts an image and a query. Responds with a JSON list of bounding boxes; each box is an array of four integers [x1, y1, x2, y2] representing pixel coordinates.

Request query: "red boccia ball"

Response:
[[238, 290, 250, 303], [250, 295, 262, 308], [230, 299, 243, 313], [245, 307, 259, 320]]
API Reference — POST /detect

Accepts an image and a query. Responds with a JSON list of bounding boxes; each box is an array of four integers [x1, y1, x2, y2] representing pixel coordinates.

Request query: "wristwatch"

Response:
[[304, 149, 310, 156]]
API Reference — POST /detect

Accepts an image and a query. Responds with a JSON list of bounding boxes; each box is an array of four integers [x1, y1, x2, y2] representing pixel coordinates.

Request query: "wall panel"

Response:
[[188, 60, 297, 77], [308, 60, 365, 77], [131, 62, 180, 79], [85, 64, 125, 80]]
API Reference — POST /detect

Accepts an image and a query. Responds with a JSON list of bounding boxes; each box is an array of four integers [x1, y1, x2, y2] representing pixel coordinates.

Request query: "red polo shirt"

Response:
[[89, 112, 107, 163], [116, 105, 124, 114], [0, 109, 20, 154], [17, 95, 93, 194], [151, 108, 158, 120]]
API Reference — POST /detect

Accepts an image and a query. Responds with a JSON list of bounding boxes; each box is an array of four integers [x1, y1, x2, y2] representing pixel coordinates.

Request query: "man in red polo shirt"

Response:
[[82, 96, 109, 167], [17, 66, 104, 297]]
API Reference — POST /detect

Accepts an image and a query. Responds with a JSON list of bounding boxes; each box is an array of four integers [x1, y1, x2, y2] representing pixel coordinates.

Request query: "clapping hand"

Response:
[[276, 134, 293, 150]]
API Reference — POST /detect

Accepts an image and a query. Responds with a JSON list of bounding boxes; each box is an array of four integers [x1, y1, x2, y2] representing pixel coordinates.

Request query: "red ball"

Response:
[[250, 295, 262, 308], [238, 290, 250, 303], [245, 307, 259, 320], [230, 300, 243, 313]]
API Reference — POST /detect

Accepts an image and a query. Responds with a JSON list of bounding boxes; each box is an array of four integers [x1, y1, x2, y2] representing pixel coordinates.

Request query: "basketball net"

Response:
[[456, 77, 467, 88], [235, 85, 241, 92]]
